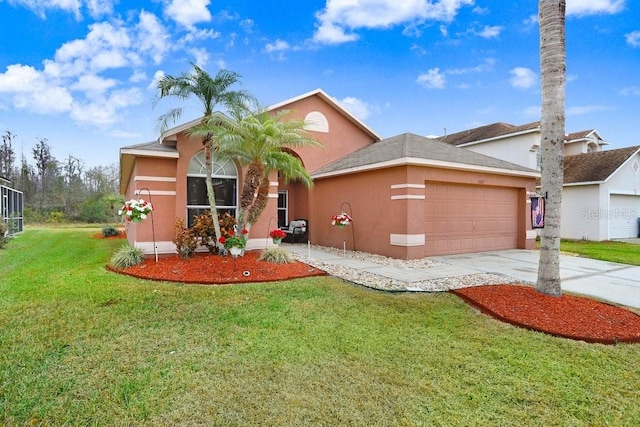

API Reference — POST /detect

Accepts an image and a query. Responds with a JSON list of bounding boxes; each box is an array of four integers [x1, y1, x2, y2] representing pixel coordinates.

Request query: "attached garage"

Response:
[[425, 183, 519, 255], [609, 194, 640, 239], [310, 133, 538, 259]]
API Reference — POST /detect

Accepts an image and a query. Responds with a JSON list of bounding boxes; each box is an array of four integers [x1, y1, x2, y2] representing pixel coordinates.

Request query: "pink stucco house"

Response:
[[120, 89, 539, 259]]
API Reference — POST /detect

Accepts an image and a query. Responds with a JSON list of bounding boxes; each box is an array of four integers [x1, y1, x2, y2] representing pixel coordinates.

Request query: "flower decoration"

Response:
[[219, 229, 248, 249], [269, 229, 286, 240], [118, 199, 153, 222], [331, 212, 352, 227]]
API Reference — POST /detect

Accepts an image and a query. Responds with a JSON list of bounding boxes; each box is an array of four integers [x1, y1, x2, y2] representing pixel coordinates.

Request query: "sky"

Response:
[[0, 0, 639, 169]]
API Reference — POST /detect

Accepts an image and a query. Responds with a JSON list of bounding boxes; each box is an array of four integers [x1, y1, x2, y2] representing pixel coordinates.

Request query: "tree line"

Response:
[[0, 130, 121, 224]]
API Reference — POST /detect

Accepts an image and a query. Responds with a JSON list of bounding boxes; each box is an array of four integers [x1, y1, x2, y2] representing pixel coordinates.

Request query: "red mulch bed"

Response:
[[452, 285, 640, 344], [109, 251, 327, 284], [93, 232, 127, 240], [105, 244, 640, 344]]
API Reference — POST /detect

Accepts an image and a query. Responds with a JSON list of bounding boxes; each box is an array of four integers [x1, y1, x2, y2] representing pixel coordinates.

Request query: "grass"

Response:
[[559, 239, 640, 266], [1, 228, 640, 425]]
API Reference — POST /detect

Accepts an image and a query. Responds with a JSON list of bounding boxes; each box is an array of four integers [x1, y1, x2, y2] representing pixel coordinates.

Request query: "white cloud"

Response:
[[417, 68, 446, 89], [71, 87, 144, 125], [165, 0, 212, 28], [336, 96, 374, 120], [626, 31, 640, 47], [8, 0, 82, 19], [265, 39, 291, 53], [620, 86, 640, 96], [566, 0, 626, 16], [567, 104, 614, 115], [509, 67, 537, 89], [149, 70, 165, 91], [447, 58, 495, 75], [475, 25, 502, 38], [313, 0, 474, 44], [189, 47, 209, 67], [137, 11, 171, 65], [86, 0, 115, 18]]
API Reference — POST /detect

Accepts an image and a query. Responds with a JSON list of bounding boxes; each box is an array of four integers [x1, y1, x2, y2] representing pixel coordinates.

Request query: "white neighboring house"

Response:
[[562, 146, 640, 240], [439, 122, 640, 240]]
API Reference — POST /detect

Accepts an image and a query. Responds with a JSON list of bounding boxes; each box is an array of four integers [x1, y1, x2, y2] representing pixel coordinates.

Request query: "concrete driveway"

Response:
[[431, 249, 640, 309]]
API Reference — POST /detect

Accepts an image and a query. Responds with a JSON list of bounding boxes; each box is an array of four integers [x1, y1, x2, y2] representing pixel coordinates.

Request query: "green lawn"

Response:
[[559, 239, 640, 266], [1, 228, 640, 426]]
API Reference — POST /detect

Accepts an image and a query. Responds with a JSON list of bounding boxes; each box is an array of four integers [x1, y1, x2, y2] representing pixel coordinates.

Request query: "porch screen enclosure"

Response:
[[1, 184, 24, 235]]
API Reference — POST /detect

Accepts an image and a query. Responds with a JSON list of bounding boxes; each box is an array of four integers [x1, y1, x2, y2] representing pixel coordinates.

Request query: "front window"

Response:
[[186, 151, 238, 227]]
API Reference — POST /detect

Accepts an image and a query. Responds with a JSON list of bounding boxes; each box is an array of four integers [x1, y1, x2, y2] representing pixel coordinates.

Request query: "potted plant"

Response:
[[118, 199, 153, 222], [269, 229, 286, 245], [331, 212, 352, 228], [218, 229, 248, 256]]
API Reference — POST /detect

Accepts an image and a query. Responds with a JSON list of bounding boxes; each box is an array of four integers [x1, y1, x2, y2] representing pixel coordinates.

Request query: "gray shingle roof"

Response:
[[437, 121, 540, 146], [120, 140, 178, 154], [564, 146, 640, 183], [312, 133, 539, 176]]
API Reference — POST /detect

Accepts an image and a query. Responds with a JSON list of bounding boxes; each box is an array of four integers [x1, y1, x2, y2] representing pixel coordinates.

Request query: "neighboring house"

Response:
[[438, 121, 607, 171], [562, 146, 640, 240], [439, 121, 640, 240], [0, 175, 24, 235], [119, 89, 539, 259]]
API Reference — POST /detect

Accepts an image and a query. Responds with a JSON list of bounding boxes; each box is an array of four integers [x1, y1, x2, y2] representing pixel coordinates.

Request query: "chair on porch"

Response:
[[281, 219, 308, 243]]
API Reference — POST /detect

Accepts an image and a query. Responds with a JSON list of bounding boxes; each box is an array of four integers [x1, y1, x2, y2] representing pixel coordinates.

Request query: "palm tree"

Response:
[[193, 108, 322, 233], [154, 64, 252, 249], [536, 0, 566, 296]]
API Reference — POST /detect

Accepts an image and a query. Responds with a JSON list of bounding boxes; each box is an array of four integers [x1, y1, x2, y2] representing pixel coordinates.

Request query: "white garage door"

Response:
[[425, 183, 519, 256], [609, 194, 640, 239]]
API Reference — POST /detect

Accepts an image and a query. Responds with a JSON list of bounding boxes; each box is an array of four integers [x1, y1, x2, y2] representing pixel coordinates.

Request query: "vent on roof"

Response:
[[633, 160, 639, 176]]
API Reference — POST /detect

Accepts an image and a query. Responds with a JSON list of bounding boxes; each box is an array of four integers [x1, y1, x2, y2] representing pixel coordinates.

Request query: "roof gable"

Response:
[[438, 121, 540, 146], [564, 146, 640, 184], [312, 133, 539, 178], [268, 88, 381, 141]]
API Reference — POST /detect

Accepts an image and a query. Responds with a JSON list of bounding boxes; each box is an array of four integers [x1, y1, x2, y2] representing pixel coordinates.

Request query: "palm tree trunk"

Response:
[[203, 136, 224, 252], [246, 175, 271, 230], [238, 161, 264, 229], [536, 0, 565, 296]]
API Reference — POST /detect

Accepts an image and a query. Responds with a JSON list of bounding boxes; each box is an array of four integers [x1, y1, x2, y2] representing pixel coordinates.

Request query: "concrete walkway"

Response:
[[285, 245, 640, 309]]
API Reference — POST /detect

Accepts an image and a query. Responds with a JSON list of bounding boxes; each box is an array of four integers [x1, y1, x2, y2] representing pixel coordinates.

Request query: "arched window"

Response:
[[304, 111, 329, 133], [186, 151, 238, 226]]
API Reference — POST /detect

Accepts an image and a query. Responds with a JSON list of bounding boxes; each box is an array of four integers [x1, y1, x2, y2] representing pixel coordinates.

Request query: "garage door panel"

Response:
[[609, 195, 640, 239], [425, 182, 519, 256]]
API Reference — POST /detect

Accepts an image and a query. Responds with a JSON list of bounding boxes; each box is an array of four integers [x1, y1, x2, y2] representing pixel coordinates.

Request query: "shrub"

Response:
[[101, 225, 120, 238], [0, 222, 10, 249], [191, 212, 217, 253], [258, 247, 293, 264], [173, 218, 198, 259], [110, 244, 145, 269]]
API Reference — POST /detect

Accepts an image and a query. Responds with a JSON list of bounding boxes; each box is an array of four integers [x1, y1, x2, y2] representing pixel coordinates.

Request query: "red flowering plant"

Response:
[[269, 229, 286, 240], [118, 199, 153, 222], [218, 228, 248, 249], [331, 212, 352, 227]]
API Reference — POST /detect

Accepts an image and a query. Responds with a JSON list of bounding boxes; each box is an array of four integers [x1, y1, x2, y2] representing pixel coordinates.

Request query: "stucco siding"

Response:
[[463, 133, 540, 170], [562, 185, 602, 240]]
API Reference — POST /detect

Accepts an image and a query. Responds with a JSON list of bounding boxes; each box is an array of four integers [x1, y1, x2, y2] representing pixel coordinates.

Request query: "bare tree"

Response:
[[536, 0, 566, 296], [0, 131, 17, 178]]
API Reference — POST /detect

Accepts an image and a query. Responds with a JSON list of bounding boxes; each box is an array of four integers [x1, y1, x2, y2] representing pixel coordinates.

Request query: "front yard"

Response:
[[1, 228, 639, 426]]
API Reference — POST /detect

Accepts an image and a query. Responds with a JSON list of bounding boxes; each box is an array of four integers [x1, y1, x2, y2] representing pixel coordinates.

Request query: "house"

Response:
[[119, 89, 539, 259], [440, 121, 640, 240], [562, 146, 640, 240], [0, 175, 24, 235], [438, 121, 608, 170]]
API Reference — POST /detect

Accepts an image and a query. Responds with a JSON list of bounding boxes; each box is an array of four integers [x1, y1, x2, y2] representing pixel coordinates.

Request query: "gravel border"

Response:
[[289, 245, 524, 292]]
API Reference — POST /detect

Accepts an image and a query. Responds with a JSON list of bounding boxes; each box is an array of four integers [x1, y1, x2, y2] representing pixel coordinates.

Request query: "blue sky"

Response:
[[0, 0, 638, 168]]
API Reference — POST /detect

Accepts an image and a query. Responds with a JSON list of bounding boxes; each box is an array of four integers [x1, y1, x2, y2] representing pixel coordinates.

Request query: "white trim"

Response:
[[270, 181, 279, 186], [455, 127, 540, 148], [120, 149, 179, 158], [390, 234, 425, 247], [563, 181, 604, 187], [391, 195, 426, 200], [268, 193, 278, 199], [135, 190, 176, 196], [390, 183, 426, 189], [134, 176, 177, 182], [312, 157, 540, 179], [135, 240, 175, 255]]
